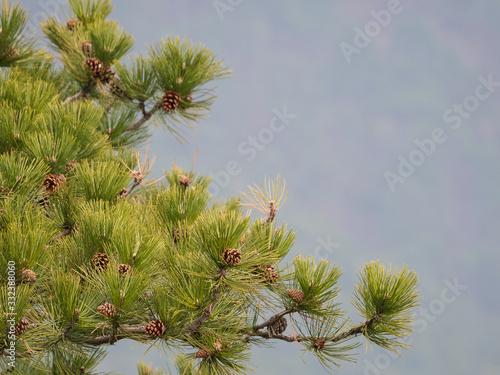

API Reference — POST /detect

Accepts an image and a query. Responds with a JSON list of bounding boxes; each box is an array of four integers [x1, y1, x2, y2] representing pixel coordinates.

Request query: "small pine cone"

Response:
[[97, 302, 116, 318], [173, 227, 189, 244], [286, 289, 305, 303], [100, 66, 114, 84], [15, 317, 29, 336], [43, 174, 66, 194], [109, 78, 129, 98], [1, 46, 18, 58], [314, 337, 326, 351], [81, 40, 94, 57], [65, 159, 78, 173], [118, 263, 132, 276], [20, 268, 37, 283], [118, 188, 128, 197], [92, 252, 109, 272], [179, 177, 191, 188], [144, 319, 165, 338], [195, 348, 212, 359], [161, 91, 181, 113], [264, 265, 278, 284], [83, 58, 105, 78], [66, 19, 81, 31], [222, 248, 242, 266], [270, 316, 287, 335]]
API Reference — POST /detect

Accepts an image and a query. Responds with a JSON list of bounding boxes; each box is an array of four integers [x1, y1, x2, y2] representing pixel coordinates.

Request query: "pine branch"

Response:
[[125, 101, 161, 132], [182, 269, 225, 333], [62, 83, 94, 106], [253, 308, 299, 331], [330, 317, 375, 343]]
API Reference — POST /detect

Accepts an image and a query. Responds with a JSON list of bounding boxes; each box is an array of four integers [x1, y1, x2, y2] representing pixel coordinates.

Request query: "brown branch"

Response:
[[253, 331, 307, 342], [53, 228, 71, 241], [331, 317, 375, 343], [254, 308, 298, 331], [62, 83, 94, 106], [182, 269, 226, 333], [125, 101, 161, 132]]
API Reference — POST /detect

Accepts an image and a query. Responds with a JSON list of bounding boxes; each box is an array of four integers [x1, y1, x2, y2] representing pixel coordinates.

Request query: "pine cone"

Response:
[[270, 316, 287, 335], [195, 348, 212, 359], [118, 263, 132, 276], [179, 177, 191, 188], [286, 289, 305, 303], [42, 174, 66, 194], [1, 46, 18, 58], [20, 268, 37, 283], [97, 302, 116, 318], [222, 248, 242, 266], [264, 264, 278, 284], [173, 227, 189, 243], [314, 337, 326, 351], [109, 78, 129, 98], [144, 319, 165, 338], [15, 317, 29, 336], [81, 40, 94, 57], [66, 19, 81, 31], [118, 188, 128, 197], [161, 91, 181, 113], [65, 159, 78, 173], [92, 252, 109, 272], [83, 58, 105, 78]]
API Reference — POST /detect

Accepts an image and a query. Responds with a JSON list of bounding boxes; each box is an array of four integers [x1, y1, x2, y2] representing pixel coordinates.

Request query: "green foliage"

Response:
[[352, 260, 421, 353], [0, 1, 421, 374]]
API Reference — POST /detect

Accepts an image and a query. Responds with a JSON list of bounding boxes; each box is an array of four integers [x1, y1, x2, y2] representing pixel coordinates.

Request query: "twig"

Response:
[[62, 83, 94, 106], [331, 317, 374, 342], [182, 269, 225, 333], [125, 101, 161, 132], [254, 308, 298, 331]]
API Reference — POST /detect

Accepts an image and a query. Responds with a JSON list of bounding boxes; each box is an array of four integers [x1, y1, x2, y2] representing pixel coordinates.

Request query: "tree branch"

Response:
[[182, 269, 226, 333], [62, 83, 94, 106], [125, 101, 161, 132], [253, 308, 298, 332]]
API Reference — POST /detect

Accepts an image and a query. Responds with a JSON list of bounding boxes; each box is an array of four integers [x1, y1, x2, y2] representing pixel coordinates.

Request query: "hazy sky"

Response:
[[20, 1, 500, 374]]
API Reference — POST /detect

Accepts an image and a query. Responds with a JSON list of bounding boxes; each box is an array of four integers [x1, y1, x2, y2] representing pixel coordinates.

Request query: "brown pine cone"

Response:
[[144, 319, 166, 338], [222, 248, 242, 266], [81, 40, 94, 57], [97, 302, 116, 318], [66, 19, 81, 31], [263, 265, 278, 284], [161, 91, 181, 113], [92, 252, 109, 272], [286, 289, 305, 303], [42, 174, 66, 194], [314, 337, 326, 350], [15, 317, 29, 335], [195, 348, 212, 359], [118, 264, 132, 276], [20, 268, 37, 283], [270, 316, 287, 335]]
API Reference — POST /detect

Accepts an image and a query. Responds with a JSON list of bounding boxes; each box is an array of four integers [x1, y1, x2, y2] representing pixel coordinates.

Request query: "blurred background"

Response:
[[21, 0, 500, 374]]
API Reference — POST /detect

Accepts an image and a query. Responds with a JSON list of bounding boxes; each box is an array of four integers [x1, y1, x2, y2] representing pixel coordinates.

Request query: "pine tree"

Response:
[[0, 1, 421, 374]]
